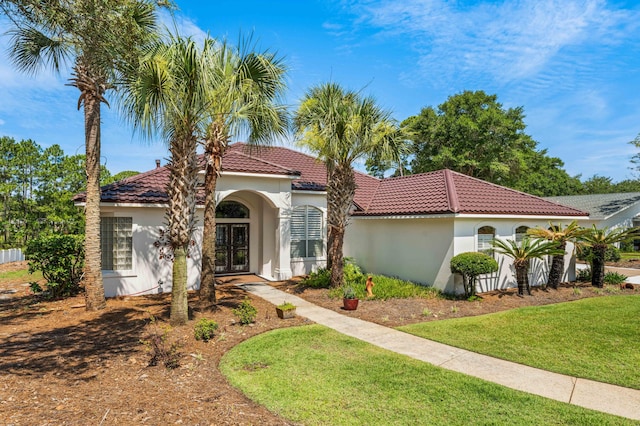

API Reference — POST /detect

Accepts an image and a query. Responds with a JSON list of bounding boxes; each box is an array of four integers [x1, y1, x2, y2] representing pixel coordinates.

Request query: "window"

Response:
[[515, 226, 529, 243], [101, 217, 133, 270], [216, 201, 249, 219], [291, 206, 323, 258], [477, 226, 495, 257]]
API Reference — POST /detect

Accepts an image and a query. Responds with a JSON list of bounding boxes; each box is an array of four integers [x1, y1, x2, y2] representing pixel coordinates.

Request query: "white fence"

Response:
[[0, 248, 24, 265]]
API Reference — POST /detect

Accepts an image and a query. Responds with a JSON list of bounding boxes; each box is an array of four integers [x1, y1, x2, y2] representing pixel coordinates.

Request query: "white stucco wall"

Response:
[[345, 215, 579, 295], [344, 216, 455, 290]]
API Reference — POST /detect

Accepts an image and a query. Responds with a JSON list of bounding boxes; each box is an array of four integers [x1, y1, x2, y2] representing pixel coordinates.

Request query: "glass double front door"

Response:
[[215, 223, 249, 273]]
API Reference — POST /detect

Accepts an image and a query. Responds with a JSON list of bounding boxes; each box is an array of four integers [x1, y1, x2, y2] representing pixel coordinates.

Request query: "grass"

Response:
[[0, 267, 42, 285], [220, 325, 633, 425], [620, 252, 640, 261], [399, 295, 640, 389], [328, 274, 441, 300]]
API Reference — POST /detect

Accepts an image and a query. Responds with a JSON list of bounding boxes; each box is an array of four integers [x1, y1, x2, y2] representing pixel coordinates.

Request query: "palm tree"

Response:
[[578, 225, 637, 288], [527, 220, 584, 289], [121, 34, 214, 325], [1, 0, 158, 311], [294, 83, 405, 288], [199, 40, 288, 304], [492, 237, 563, 296]]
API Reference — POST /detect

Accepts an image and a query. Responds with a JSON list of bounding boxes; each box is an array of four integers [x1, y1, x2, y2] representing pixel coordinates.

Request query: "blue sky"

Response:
[[1, 0, 639, 182]]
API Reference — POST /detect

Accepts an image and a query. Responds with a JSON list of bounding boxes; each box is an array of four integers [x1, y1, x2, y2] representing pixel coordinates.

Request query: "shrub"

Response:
[[603, 271, 627, 285], [233, 298, 257, 325], [302, 258, 365, 289], [576, 268, 591, 282], [142, 317, 183, 369], [301, 268, 330, 288], [194, 318, 219, 342], [25, 234, 84, 299], [578, 246, 621, 263], [450, 252, 499, 298]]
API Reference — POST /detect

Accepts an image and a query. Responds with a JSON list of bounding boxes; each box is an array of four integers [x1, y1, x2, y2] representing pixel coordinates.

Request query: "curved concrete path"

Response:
[[237, 281, 640, 421]]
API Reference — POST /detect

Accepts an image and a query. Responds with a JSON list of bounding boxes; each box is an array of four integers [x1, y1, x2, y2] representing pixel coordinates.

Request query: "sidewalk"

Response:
[[237, 281, 640, 422]]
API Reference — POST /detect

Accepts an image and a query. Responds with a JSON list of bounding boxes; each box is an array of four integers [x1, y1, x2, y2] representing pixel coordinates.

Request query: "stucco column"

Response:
[[274, 209, 293, 280]]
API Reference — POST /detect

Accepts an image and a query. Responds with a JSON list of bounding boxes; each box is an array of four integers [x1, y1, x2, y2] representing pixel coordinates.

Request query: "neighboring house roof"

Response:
[[544, 193, 640, 220], [75, 143, 588, 217]]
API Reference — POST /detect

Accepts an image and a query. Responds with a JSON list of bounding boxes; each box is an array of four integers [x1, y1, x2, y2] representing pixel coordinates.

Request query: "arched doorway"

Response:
[[215, 201, 250, 273]]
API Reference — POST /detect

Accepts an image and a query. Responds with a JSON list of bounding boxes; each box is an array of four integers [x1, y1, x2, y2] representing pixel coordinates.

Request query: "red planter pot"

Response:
[[343, 298, 359, 310]]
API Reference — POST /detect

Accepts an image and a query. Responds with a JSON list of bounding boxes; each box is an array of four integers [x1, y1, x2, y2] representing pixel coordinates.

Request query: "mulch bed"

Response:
[[1, 261, 638, 425]]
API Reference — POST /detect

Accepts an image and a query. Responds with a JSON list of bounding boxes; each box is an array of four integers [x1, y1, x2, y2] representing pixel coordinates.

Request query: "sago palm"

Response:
[[492, 237, 563, 296], [120, 33, 214, 325], [294, 83, 405, 288], [578, 225, 637, 288], [527, 220, 584, 289], [199, 40, 288, 303], [2, 0, 158, 311]]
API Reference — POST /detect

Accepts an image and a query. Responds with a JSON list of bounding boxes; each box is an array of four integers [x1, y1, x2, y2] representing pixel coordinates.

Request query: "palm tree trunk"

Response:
[[83, 90, 106, 311], [200, 125, 227, 304], [326, 163, 356, 288], [547, 242, 566, 289], [166, 134, 198, 325], [171, 246, 189, 325], [515, 263, 530, 296], [591, 244, 607, 288]]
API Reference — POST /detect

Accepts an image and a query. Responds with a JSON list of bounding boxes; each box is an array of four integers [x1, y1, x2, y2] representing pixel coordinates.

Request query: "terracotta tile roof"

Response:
[[355, 169, 588, 217], [75, 143, 587, 218]]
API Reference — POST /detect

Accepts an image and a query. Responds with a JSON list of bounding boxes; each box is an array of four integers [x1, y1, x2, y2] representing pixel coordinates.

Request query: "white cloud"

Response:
[[346, 0, 639, 86], [0, 118, 5, 126]]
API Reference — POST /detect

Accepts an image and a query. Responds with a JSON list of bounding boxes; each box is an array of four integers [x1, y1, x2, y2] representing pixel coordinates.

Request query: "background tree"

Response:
[[1, 0, 159, 311], [492, 237, 563, 296], [527, 221, 584, 289], [294, 82, 405, 288], [578, 225, 636, 288], [121, 34, 213, 325], [399, 91, 581, 196], [199, 40, 288, 304]]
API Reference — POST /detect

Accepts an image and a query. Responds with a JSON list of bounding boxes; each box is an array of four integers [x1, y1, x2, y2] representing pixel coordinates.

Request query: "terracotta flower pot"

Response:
[[343, 298, 359, 310]]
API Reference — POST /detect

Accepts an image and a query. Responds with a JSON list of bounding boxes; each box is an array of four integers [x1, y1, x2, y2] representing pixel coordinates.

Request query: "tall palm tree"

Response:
[[492, 237, 563, 296], [121, 34, 214, 325], [199, 40, 288, 304], [578, 225, 637, 288], [2, 0, 158, 311], [527, 220, 584, 289], [294, 83, 405, 288]]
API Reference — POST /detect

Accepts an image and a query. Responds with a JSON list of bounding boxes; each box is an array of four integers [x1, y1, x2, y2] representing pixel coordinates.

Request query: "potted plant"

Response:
[[275, 301, 297, 319], [342, 286, 359, 310]]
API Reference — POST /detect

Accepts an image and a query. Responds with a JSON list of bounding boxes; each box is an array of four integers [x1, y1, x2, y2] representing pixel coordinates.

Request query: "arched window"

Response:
[[477, 226, 496, 257], [515, 226, 529, 243], [291, 206, 323, 258], [216, 201, 249, 219]]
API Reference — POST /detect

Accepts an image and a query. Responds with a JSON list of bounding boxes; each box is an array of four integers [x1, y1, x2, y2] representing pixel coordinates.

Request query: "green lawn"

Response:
[[220, 325, 633, 425], [620, 252, 640, 261], [0, 267, 41, 284], [399, 295, 640, 389]]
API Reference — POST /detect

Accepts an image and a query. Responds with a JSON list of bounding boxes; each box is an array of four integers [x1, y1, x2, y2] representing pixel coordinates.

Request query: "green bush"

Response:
[[578, 246, 621, 263], [603, 271, 627, 285], [301, 258, 364, 288], [576, 268, 591, 282], [194, 318, 219, 342], [232, 298, 257, 325], [450, 252, 499, 298], [25, 234, 84, 299], [277, 301, 296, 311]]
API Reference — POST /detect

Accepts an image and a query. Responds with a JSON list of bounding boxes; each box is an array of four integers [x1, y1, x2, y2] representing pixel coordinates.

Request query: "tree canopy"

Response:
[[371, 90, 585, 196]]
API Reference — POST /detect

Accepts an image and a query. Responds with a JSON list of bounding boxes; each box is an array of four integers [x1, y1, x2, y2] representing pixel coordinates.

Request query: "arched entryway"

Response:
[[215, 201, 250, 274]]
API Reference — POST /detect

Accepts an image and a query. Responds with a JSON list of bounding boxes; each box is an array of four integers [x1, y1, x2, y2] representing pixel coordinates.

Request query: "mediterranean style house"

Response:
[[75, 143, 588, 297]]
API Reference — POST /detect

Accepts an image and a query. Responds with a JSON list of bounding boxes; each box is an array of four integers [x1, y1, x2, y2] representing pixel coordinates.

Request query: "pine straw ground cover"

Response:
[[1, 261, 638, 425]]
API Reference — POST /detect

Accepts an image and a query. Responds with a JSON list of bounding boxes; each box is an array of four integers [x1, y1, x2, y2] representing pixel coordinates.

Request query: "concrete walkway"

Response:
[[237, 281, 640, 422]]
